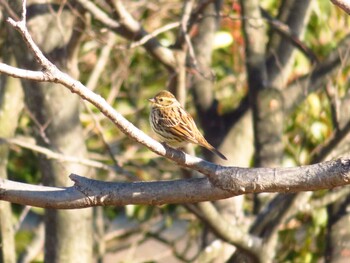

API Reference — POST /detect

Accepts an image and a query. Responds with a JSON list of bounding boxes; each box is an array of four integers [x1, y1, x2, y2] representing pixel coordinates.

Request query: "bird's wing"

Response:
[[157, 111, 181, 127], [169, 107, 200, 143]]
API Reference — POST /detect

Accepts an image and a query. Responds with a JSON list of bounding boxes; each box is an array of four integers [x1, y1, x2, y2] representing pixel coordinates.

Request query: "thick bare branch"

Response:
[[1, 158, 350, 208], [209, 157, 350, 192], [0, 175, 230, 208]]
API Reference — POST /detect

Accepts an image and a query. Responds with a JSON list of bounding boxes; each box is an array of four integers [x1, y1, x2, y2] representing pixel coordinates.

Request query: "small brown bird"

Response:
[[149, 90, 227, 160]]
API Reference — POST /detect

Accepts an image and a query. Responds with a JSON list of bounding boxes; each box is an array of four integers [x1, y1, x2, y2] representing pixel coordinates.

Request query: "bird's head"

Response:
[[148, 90, 179, 107]]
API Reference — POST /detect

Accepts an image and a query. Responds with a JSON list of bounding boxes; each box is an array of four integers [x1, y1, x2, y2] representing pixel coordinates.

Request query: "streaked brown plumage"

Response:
[[149, 90, 227, 160]]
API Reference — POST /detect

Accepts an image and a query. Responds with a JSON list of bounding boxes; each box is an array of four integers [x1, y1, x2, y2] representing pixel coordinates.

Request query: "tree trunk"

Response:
[[0, 56, 23, 263], [10, 2, 93, 262]]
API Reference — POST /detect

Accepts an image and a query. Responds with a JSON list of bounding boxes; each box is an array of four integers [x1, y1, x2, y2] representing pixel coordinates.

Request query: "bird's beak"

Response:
[[148, 98, 155, 103]]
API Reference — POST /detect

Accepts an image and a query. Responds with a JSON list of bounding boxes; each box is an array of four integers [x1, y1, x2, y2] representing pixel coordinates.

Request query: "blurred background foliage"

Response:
[[1, 0, 350, 262]]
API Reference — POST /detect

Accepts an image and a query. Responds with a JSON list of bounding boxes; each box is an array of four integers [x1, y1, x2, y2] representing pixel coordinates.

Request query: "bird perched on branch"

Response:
[[149, 90, 227, 160]]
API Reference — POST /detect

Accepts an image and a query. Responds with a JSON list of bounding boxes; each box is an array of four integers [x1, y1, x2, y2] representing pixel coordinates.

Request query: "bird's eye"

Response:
[[159, 98, 163, 102]]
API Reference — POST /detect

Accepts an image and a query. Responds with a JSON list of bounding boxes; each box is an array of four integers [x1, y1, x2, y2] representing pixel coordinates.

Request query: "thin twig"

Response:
[[76, 0, 121, 29], [260, 8, 319, 64], [0, 0, 19, 21], [300, 187, 350, 213], [77, 0, 175, 70], [0, 137, 133, 177], [86, 32, 116, 91], [128, 22, 180, 49], [14, 205, 32, 232], [310, 119, 350, 163], [180, 0, 196, 64], [82, 103, 124, 172]]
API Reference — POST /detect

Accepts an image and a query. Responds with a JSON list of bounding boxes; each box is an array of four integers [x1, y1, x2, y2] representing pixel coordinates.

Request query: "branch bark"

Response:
[[330, 0, 350, 14], [1, 158, 350, 208]]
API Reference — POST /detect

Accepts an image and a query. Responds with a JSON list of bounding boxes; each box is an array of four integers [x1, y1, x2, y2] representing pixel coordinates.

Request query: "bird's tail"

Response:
[[201, 142, 227, 160]]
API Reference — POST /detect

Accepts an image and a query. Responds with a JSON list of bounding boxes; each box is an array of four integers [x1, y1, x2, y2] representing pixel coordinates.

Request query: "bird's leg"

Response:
[[161, 142, 185, 154], [161, 141, 169, 147]]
